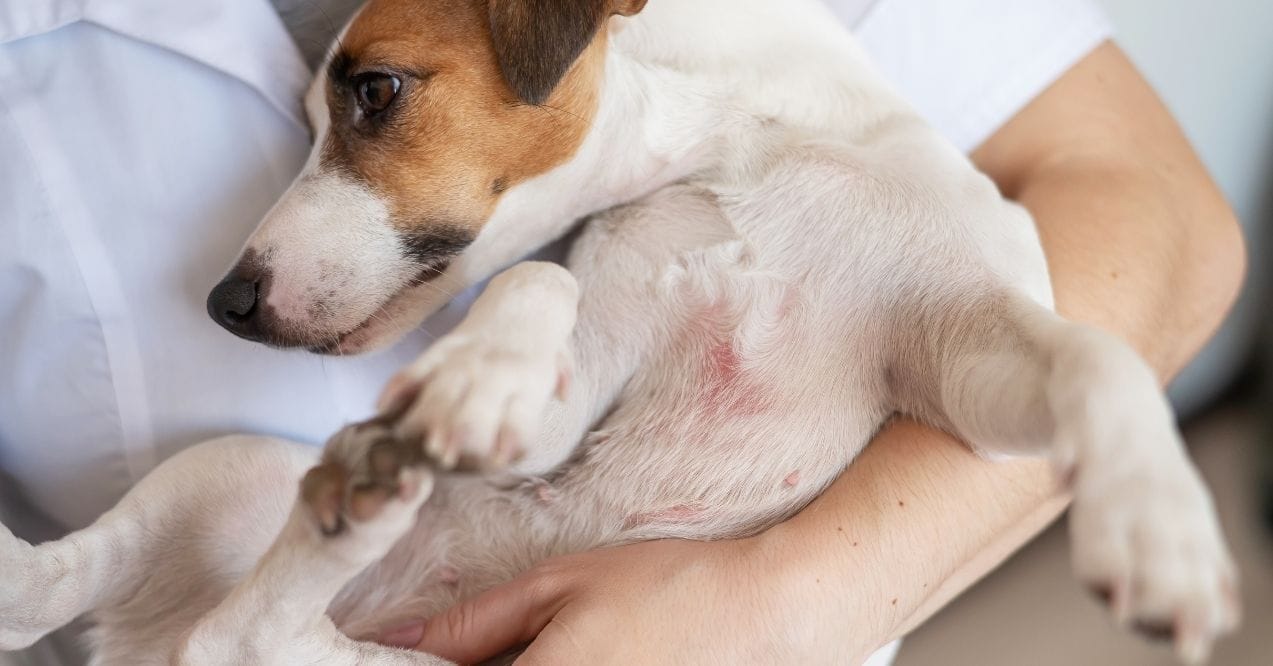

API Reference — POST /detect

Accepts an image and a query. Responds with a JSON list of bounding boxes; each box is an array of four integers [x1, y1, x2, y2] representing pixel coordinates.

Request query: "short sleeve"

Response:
[[850, 0, 1113, 152]]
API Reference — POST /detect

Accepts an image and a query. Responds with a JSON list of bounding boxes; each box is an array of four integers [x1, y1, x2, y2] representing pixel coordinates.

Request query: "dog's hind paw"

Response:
[[1067, 428, 1241, 664], [300, 420, 434, 562]]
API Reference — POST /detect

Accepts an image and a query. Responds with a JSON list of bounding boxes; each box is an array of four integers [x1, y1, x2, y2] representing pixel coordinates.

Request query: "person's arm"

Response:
[[760, 40, 1247, 647], [397, 42, 1246, 664]]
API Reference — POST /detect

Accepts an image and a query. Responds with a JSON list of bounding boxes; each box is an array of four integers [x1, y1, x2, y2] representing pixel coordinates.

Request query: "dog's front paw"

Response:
[[1066, 424, 1240, 663], [300, 422, 434, 556], [379, 331, 572, 471]]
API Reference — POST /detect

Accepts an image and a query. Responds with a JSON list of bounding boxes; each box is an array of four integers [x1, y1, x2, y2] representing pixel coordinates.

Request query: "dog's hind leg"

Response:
[[0, 516, 131, 651], [886, 284, 1239, 663], [0, 436, 314, 652], [175, 421, 448, 665]]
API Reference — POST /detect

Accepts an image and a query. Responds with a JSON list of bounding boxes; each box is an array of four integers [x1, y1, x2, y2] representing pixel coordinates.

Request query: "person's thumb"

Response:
[[379, 570, 567, 664]]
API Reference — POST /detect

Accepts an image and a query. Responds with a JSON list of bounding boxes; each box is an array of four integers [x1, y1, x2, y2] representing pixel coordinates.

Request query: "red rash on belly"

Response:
[[699, 339, 771, 417]]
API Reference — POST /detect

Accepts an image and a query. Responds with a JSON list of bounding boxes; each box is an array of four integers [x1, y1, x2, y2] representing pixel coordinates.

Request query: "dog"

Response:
[[0, 0, 1240, 663]]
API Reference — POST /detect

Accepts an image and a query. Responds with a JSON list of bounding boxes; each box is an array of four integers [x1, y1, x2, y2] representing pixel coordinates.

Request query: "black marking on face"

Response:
[[327, 51, 356, 88], [400, 225, 476, 267]]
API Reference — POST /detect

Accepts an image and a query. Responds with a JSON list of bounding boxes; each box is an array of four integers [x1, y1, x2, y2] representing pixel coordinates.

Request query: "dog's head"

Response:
[[208, 0, 645, 354]]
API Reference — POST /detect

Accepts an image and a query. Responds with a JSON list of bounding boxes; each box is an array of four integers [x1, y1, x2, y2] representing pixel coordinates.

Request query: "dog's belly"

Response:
[[562, 333, 886, 541], [328, 281, 888, 640], [330, 406, 883, 643], [329, 140, 1045, 641]]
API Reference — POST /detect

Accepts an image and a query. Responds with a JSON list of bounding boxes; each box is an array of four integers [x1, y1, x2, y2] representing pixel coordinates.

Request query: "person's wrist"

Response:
[[740, 522, 886, 662]]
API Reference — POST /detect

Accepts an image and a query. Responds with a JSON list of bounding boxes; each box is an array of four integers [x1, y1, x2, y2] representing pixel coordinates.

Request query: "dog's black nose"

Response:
[[207, 275, 263, 340]]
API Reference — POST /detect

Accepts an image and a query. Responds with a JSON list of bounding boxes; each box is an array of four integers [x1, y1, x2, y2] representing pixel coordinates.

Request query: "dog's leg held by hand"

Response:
[[889, 286, 1240, 663], [1, 436, 311, 653], [0, 515, 140, 651]]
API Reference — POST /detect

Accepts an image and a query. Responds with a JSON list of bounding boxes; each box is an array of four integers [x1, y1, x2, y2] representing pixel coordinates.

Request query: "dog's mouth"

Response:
[[308, 262, 452, 356]]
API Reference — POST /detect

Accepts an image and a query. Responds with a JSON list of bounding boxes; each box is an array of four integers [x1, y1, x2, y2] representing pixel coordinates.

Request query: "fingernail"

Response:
[[379, 621, 425, 649]]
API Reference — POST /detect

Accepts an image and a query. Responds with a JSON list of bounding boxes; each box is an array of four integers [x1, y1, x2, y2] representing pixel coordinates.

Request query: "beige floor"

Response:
[[894, 405, 1272, 666]]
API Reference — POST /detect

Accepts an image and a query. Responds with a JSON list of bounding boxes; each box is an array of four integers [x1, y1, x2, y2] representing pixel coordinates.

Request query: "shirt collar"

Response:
[[0, 0, 311, 129]]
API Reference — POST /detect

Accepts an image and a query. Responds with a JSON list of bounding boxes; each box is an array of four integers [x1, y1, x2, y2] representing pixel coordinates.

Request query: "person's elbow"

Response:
[[1204, 201, 1247, 319], [1174, 187, 1247, 371]]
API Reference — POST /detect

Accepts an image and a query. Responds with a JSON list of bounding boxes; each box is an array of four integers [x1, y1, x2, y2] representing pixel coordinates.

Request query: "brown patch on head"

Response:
[[320, 0, 643, 256], [489, 0, 647, 105]]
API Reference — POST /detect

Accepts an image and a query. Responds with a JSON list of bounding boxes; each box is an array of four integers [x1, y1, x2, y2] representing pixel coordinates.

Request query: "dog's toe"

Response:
[[303, 421, 436, 548], [386, 332, 570, 473], [1070, 460, 1240, 663], [300, 462, 349, 536], [1132, 618, 1176, 643]]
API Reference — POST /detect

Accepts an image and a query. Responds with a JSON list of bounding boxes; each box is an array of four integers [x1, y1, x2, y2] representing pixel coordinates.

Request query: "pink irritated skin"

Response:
[[436, 565, 461, 586], [700, 340, 772, 417], [784, 470, 801, 487], [535, 484, 558, 505], [693, 287, 800, 419]]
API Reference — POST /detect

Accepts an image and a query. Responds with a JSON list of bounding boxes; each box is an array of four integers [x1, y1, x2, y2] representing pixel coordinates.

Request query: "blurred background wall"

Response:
[[1100, 0, 1273, 415]]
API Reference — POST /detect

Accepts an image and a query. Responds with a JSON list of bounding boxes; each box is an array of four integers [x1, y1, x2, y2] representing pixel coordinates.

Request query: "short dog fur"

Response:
[[0, 0, 1240, 663]]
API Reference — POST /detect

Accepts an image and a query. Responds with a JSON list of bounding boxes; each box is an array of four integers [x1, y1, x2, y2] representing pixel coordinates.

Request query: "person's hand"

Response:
[[380, 535, 877, 665]]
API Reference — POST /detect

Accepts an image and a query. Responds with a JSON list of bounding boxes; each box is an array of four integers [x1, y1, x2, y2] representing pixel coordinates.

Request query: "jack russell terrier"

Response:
[[0, 0, 1240, 663]]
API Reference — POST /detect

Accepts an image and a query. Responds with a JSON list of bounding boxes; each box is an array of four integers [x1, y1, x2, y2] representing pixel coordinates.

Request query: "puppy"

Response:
[[0, 0, 1239, 663]]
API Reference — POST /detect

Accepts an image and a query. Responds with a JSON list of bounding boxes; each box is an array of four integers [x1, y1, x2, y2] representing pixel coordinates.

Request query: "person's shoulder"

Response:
[[821, 0, 879, 28]]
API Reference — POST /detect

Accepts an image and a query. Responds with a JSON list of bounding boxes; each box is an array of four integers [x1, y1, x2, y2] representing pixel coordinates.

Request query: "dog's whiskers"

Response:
[[415, 280, 456, 301]]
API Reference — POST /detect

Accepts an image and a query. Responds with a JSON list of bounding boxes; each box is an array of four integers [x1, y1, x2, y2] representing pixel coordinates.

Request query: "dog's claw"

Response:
[[1087, 583, 1113, 606], [1132, 618, 1176, 643], [388, 328, 572, 473], [442, 449, 459, 470], [1070, 450, 1238, 663]]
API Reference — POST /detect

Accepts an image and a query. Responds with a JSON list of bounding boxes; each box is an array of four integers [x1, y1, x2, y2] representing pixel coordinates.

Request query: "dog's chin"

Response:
[[307, 282, 444, 356]]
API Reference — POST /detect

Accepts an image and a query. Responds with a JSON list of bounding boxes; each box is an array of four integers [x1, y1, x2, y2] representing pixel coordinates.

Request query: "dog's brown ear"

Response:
[[488, 0, 647, 105]]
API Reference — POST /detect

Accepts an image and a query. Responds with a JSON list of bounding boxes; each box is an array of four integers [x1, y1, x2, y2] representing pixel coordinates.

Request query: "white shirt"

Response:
[[0, 1, 1109, 664], [0, 1, 479, 537]]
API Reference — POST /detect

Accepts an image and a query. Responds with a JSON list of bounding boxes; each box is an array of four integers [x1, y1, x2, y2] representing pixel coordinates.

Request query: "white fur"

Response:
[[250, 170, 415, 333], [0, 1, 1238, 664]]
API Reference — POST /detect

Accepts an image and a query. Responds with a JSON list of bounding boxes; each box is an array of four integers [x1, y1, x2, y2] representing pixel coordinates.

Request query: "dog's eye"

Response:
[[355, 73, 400, 115]]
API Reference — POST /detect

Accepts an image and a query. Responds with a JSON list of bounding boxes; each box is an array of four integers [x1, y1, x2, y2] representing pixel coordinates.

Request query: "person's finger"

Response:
[[407, 569, 571, 664]]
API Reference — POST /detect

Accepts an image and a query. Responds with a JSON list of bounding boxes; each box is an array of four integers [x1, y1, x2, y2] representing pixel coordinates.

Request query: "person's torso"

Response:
[[0, 0, 475, 532]]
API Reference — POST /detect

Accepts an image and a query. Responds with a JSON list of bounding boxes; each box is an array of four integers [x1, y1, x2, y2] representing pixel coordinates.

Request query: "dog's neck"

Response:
[[456, 0, 908, 285], [454, 55, 723, 285]]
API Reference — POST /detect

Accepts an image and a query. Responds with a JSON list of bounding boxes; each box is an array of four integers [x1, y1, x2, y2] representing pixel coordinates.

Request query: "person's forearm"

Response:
[[752, 43, 1244, 657]]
